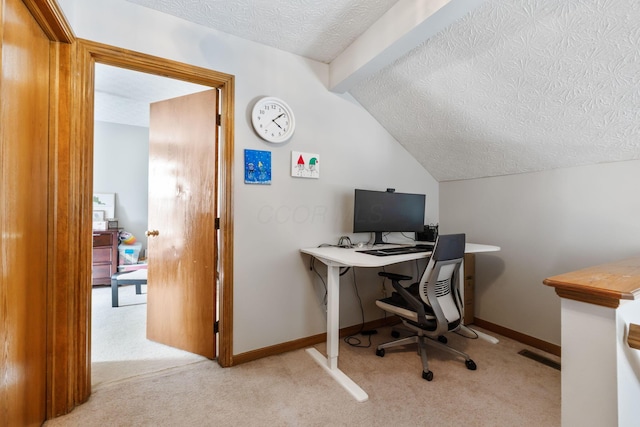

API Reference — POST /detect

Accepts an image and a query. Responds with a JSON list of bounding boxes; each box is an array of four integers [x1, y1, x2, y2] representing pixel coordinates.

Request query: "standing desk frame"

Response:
[[300, 243, 500, 402]]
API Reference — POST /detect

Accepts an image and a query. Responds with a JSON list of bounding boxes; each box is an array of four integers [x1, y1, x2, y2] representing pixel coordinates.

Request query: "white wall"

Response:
[[440, 159, 640, 345], [63, 0, 439, 354], [617, 299, 640, 425], [93, 121, 149, 255]]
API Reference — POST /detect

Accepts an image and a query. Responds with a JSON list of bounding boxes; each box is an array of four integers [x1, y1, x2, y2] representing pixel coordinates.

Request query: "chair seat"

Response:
[[376, 298, 420, 323], [376, 296, 438, 331]]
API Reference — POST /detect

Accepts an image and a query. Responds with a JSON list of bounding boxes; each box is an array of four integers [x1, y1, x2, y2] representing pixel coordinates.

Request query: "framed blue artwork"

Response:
[[244, 149, 272, 184]]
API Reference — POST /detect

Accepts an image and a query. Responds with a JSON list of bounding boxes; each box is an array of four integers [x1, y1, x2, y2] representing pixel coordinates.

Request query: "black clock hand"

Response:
[[272, 113, 284, 129]]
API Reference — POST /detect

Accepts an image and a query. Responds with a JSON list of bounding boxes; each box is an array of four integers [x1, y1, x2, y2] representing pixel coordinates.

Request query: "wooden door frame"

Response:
[[23, 1, 234, 417], [73, 39, 235, 366], [61, 39, 235, 413]]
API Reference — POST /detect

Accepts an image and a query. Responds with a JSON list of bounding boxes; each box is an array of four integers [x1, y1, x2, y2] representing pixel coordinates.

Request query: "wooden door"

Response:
[[146, 90, 218, 358], [0, 0, 50, 424]]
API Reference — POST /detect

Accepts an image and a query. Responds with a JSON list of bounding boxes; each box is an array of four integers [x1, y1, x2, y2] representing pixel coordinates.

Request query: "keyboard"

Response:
[[357, 244, 434, 257]]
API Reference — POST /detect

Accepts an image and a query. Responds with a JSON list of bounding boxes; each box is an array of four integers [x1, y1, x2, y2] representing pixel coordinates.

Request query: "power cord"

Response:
[[309, 243, 350, 307], [309, 256, 328, 306], [343, 268, 376, 348], [455, 327, 479, 339]]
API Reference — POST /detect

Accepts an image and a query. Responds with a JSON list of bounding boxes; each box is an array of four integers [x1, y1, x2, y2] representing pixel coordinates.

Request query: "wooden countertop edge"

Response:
[[542, 256, 640, 308], [544, 276, 640, 309]]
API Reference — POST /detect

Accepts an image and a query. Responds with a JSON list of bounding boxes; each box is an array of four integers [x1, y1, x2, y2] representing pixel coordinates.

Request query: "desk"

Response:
[[301, 242, 500, 402]]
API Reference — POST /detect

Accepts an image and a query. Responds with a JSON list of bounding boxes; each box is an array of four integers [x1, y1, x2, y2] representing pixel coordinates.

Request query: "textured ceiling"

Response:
[[350, 0, 640, 180], [103, 0, 640, 181], [126, 0, 399, 63], [94, 64, 210, 127]]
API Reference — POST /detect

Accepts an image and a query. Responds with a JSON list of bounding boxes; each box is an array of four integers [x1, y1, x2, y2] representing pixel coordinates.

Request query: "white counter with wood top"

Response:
[[544, 256, 640, 427]]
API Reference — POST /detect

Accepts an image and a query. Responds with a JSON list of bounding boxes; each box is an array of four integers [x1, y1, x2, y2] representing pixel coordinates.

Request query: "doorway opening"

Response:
[[91, 64, 216, 387], [77, 40, 235, 396]]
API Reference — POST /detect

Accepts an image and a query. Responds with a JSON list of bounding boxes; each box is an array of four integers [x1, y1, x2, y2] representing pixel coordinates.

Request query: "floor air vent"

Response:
[[518, 349, 561, 371]]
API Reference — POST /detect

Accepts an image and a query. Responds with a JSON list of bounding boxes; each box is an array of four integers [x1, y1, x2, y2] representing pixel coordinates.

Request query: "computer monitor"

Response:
[[353, 188, 426, 245]]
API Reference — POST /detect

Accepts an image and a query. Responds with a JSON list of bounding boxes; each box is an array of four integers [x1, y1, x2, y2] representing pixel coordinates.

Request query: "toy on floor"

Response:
[[119, 230, 136, 244]]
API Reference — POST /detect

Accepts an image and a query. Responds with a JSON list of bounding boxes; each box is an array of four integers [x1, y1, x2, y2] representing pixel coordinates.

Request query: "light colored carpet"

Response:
[[46, 294, 561, 426], [90, 285, 206, 389]]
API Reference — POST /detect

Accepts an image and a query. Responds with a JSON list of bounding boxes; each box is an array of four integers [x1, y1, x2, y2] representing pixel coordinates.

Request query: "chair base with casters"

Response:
[[374, 234, 476, 381], [374, 315, 477, 381]]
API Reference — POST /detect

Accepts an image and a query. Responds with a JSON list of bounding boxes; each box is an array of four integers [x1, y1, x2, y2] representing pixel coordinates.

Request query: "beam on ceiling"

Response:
[[328, 0, 485, 93]]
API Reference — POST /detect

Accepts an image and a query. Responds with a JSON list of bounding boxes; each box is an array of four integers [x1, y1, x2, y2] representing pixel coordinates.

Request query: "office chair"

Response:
[[375, 233, 476, 381]]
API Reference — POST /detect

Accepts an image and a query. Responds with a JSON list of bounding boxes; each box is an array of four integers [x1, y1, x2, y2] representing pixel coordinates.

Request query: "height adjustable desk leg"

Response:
[[459, 325, 500, 344], [459, 259, 499, 344], [306, 263, 368, 403]]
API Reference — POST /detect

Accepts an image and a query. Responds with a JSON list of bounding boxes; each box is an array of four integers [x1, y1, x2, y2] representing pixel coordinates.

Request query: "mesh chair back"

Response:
[[418, 234, 466, 334]]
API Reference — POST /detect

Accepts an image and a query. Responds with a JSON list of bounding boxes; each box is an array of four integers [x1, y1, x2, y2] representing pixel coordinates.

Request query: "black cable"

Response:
[[455, 327, 479, 339], [343, 268, 374, 348], [400, 232, 417, 241], [309, 256, 328, 305], [308, 243, 351, 306]]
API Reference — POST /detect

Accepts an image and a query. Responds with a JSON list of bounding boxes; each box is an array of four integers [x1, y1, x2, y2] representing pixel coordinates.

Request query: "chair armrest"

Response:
[[379, 272, 429, 326], [378, 271, 412, 281]]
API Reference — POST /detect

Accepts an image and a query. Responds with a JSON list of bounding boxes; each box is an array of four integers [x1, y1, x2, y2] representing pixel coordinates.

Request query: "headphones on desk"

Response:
[[337, 236, 353, 248]]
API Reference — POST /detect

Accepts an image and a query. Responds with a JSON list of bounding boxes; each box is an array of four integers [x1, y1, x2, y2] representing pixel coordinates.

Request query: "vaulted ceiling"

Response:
[[97, 0, 640, 181]]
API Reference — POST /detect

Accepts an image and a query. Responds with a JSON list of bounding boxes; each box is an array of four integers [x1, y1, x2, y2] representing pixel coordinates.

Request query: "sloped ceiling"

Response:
[[110, 0, 640, 181]]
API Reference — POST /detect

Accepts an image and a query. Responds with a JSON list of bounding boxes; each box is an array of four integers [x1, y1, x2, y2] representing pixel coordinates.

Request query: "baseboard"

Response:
[[230, 316, 561, 366], [231, 317, 400, 366], [473, 318, 561, 357]]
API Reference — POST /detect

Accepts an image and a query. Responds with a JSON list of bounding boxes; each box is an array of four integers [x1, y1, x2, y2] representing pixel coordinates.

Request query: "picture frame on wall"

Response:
[[291, 151, 320, 179], [92, 210, 105, 221], [93, 193, 115, 219], [244, 149, 272, 185]]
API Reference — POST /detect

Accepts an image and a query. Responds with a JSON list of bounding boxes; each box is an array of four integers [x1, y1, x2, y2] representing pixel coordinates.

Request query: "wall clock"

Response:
[[251, 97, 296, 143]]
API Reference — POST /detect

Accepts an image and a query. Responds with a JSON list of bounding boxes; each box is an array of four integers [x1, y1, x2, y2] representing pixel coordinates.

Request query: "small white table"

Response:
[[110, 268, 147, 307], [301, 242, 500, 402]]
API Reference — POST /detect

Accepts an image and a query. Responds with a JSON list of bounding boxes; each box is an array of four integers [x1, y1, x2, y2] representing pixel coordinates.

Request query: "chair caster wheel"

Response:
[[391, 330, 400, 338], [437, 335, 447, 344], [465, 359, 477, 370], [376, 348, 385, 357], [422, 370, 433, 381]]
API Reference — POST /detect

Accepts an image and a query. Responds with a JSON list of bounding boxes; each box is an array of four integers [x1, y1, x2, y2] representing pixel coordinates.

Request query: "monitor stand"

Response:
[[373, 232, 385, 246]]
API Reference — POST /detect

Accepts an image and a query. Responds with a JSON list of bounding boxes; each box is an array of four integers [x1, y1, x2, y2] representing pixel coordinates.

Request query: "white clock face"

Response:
[[251, 97, 295, 143]]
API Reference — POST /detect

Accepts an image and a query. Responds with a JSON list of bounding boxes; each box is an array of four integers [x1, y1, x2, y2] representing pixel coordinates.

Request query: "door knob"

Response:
[[146, 230, 160, 237]]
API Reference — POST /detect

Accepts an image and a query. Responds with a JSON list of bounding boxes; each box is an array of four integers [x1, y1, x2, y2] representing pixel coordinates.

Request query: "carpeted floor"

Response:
[[46, 285, 561, 426], [90, 285, 206, 389]]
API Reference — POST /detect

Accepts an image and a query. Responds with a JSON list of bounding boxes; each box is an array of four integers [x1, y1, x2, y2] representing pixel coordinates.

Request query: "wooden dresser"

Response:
[[92, 229, 119, 285]]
